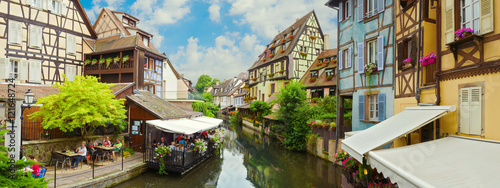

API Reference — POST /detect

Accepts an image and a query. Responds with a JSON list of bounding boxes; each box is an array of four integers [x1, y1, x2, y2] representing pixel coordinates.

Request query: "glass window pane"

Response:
[[473, 2, 479, 18]]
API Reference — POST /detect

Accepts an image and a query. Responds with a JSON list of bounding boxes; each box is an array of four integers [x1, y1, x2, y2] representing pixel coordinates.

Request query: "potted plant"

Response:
[[262, 58, 266, 62], [98, 58, 105, 65], [288, 34, 293, 39], [268, 73, 275, 78], [252, 78, 257, 81], [271, 44, 275, 48], [114, 56, 120, 64], [84, 59, 91, 65], [365, 62, 378, 90], [323, 60, 330, 65], [264, 48, 268, 52], [106, 57, 113, 68], [332, 59, 337, 64], [455, 28, 474, 40], [277, 70, 284, 74], [281, 38, 285, 43], [323, 122, 329, 129], [310, 36, 317, 40], [420, 52, 437, 67], [402, 57, 412, 69], [269, 54, 274, 58], [330, 122, 336, 131], [280, 49, 285, 53], [91, 59, 98, 65], [326, 75, 333, 81], [309, 77, 317, 82], [122, 55, 129, 63], [300, 52, 307, 57], [317, 62, 323, 66]]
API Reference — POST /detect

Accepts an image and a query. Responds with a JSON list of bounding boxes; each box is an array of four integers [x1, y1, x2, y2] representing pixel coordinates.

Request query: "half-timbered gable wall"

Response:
[[247, 11, 325, 102], [335, 0, 395, 132], [0, 0, 96, 85]]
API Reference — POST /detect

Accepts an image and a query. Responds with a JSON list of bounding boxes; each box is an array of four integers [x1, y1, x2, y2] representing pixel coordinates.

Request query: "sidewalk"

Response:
[[46, 153, 145, 188]]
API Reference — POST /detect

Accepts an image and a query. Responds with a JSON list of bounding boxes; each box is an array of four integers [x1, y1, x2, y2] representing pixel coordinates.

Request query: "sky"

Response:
[[81, 0, 338, 83]]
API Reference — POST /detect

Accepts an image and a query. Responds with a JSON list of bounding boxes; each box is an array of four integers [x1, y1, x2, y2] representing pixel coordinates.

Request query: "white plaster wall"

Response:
[[162, 61, 178, 99]]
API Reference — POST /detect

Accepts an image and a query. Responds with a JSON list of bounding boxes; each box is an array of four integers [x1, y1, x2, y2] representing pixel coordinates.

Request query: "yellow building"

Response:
[[247, 11, 328, 101], [393, 0, 439, 147], [439, 0, 499, 140]]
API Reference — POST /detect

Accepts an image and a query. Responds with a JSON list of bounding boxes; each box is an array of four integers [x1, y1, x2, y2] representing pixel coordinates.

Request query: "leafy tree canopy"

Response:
[[250, 101, 272, 121], [195, 74, 219, 93], [29, 75, 128, 140], [203, 92, 214, 103]]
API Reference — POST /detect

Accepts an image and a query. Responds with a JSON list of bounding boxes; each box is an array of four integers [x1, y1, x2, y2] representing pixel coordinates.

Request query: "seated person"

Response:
[[178, 138, 187, 146], [87, 139, 96, 161], [111, 138, 122, 162], [160, 137, 168, 146], [152, 139, 158, 150], [103, 137, 111, 146], [71, 141, 87, 169], [29, 154, 39, 178], [168, 142, 176, 151], [176, 134, 183, 143]]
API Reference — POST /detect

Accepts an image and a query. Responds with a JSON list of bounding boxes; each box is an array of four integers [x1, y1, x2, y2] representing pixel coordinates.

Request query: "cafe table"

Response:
[[54, 151, 81, 170]]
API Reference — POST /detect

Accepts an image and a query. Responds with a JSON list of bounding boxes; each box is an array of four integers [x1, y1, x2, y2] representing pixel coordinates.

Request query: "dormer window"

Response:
[[122, 17, 137, 27], [142, 35, 149, 47], [311, 71, 318, 78]]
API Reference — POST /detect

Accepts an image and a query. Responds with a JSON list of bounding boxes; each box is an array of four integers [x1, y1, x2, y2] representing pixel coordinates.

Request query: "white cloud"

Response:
[[225, 0, 338, 48], [170, 33, 265, 82], [85, 0, 126, 22], [208, 4, 221, 23]]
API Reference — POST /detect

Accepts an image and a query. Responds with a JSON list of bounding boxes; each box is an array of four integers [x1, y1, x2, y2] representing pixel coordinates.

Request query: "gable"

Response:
[[94, 9, 122, 38]]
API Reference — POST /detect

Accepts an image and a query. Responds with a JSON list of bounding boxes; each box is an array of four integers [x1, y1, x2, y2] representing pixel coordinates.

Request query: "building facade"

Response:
[[327, 0, 395, 133], [248, 11, 327, 102], [299, 49, 337, 99], [83, 8, 166, 98]]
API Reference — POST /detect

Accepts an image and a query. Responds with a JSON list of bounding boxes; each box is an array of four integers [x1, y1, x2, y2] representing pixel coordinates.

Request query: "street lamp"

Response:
[[19, 89, 35, 159]]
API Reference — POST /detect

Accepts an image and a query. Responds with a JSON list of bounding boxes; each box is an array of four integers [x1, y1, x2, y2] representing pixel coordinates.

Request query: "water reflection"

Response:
[[114, 122, 341, 188]]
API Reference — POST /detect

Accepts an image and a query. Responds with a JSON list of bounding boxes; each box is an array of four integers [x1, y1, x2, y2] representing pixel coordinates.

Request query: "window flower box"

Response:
[[122, 55, 129, 63], [264, 48, 268, 52], [281, 38, 285, 43], [271, 44, 275, 48], [280, 49, 285, 53], [326, 75, 333, 80], [99, 58, 105, 64], [84, 59, 91, 65], [277, 70, 284, 74], [332, 59, 337, 64], [364, 62, 378, 73], [402, 57, 412, 69], [323, 60, 330, 65], [310, 36, 317, 40], [309, 77, 317, 82], [455, 28, 474, 40], [300, 52, 307, 57], [252, 78, 257, 81], [262, 58, 266, 62], [317, 62, 323, 66], [288, 34, 293, 39], [113, 56, 121, 64], [268, 73, 275, 78], [419, 52, 437, 67], [269, 54, 274, 58], [91, 59, 98, 65]]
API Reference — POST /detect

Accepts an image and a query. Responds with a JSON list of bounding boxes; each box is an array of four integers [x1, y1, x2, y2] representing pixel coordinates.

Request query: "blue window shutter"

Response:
[[378, 93, 386, 122], [378, 0, 385, 13], [359, 95, 365, 121], [357, 0, 364, 22], [339, 2, 343, 22], [358, 42, 365, 74], [348, 47, 352, 68], [348, 0, 352, 17], [377, 35, 385, 71], [338, 49, 343, 70]]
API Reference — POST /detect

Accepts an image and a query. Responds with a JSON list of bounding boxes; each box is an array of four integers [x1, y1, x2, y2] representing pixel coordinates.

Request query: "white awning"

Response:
[[367, 136, 500, 188], [146, 118, 220, 134], [191, 116, 223, 126], [342, 106, 456, 162]]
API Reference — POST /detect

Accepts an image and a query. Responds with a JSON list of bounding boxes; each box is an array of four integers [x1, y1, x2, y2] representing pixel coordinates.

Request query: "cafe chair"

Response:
[[49, 151, 71, 173]]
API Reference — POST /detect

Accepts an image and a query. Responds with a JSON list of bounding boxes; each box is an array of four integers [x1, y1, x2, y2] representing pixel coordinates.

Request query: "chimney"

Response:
[[324, 34, 330, 50]]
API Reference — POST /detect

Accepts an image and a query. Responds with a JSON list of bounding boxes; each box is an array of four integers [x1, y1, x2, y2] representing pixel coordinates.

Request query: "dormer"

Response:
[[112, 11, 140, 28]]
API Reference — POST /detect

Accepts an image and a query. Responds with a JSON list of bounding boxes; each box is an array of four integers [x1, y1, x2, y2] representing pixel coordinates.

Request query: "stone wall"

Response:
[[307, 135, 343, 163], [23, 134, 126, 162]]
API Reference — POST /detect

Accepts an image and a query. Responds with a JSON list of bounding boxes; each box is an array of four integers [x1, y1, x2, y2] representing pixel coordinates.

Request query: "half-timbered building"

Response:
[[326, 0, 395, 134], [393, 0, 439, 147], [0, 0, 96, 84], [247, 11, 327, 102], [299, 49, 337, 99], [83, 8, 166, 98]]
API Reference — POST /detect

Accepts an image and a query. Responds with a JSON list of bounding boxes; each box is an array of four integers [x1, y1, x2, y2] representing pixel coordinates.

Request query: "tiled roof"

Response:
[[109, 83, 134, 95], [249, 11, 314, 70], [299, 49, 338, 88], [127, 90, 190, 119], [0, 83, 59, 100], [212, 78, 243, 97], [94, 35, 137, 53]]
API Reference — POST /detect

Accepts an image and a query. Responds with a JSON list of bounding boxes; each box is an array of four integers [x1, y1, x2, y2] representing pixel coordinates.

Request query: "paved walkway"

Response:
[[46, 153, 144, 188]]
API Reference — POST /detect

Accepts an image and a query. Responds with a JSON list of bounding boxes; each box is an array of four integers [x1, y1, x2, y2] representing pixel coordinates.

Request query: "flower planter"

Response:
[[402, 63, 412, 69]]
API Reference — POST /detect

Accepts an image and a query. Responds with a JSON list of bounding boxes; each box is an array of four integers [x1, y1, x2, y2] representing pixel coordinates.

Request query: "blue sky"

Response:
[[82, 0, 338, 83]]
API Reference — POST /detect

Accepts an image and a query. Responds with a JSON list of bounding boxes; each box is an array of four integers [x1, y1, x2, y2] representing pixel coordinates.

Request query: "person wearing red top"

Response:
[[29, 154, 39, 177], [177, 134, 183, 142]]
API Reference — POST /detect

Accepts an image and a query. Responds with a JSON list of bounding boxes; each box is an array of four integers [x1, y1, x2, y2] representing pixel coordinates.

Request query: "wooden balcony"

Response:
[[84, 60, 135, 74]]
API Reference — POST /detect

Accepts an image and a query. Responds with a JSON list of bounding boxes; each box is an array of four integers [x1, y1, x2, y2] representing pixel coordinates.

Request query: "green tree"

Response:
[[0, 128, 48, 187], [29, 75, 128, 140], [203, 92, 214, 103], [195, 74, 219, 93], [275, 81, 311, 151], [250, 101, 272, 121]]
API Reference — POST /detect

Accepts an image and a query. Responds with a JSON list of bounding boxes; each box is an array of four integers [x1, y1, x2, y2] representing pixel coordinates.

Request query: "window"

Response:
[[142, 35, 149, 47], [367, 0, 378, 16], [275, 63, 280, 73], [325, 69, 335, 77], [66, 33, 76, 55], [8, 20, 22, 45], [366, 40, 378, 66], [304, 47, 308, 53], [400, 0, 416, 9], [343, 48, 349, 69], [398, 36, 416, 69], [271, 84, 275, 94], [300, 46, 303, 52], [311, 71, 318, 78], [368, 95, 378, 121], [461, 0, 480, 33], [31, 0, 42, 8], [51, 0, 61, 14], [281, 61, 285, 70], [341, 0, 351, 20], [316, 48, 320, 55], [459, 87, 482, 135], [9, 60, 19, 79], [29, 25, 42, 48], [270, 64, 274, 74]]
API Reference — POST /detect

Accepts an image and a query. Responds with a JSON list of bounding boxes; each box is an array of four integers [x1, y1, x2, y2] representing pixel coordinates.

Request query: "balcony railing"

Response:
[[84, 60, 134, 71]]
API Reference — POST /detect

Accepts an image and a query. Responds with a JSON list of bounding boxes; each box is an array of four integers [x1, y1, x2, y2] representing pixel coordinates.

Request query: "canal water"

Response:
[[114, 121, 341, 188]]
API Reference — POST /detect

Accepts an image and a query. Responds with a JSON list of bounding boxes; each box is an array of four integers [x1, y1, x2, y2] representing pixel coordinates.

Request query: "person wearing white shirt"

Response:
[[71, 141, 87, 169]]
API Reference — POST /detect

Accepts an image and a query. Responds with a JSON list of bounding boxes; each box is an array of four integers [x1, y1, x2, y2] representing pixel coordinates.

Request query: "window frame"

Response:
[[368, 94, 379, 121], [51, 0, 61, 14], [9, 59, 19, 80], [366, 0, 378, 17], [310, 71, 318, 78], [460, 0, 480, 34], [325, 69, 335, 77], [342, 48, 350, 69], [366, 39, 378, 66], [458, 84, 484, 135]]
